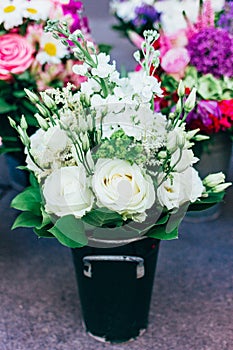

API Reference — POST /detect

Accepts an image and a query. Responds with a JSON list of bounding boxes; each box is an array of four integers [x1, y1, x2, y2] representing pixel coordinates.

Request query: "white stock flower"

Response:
[[128, 71, 163, 102], [36, 33, 69, 64], [73, 62, 89, 76], [92, 158, 155, 221], [0, 0, 24, 29], [43, 166, 94, 218], [80, 78, 101, 96], [157, 167, 204, 210], [91, 53, 116, 78]]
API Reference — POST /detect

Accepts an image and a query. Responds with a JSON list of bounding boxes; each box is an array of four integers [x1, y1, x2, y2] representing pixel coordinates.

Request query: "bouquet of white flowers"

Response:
[[10, 23, 231, 248]]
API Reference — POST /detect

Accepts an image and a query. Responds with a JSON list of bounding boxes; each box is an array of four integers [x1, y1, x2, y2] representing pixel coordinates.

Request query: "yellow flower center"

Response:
[[26, 8, 38, 14], [4, 5, 16, 13], [165, 186, 174, 193], [44, 42, 57, 57]]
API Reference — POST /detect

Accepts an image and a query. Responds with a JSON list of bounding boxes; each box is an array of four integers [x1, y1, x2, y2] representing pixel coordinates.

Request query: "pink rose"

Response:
[[0, 34, 34, 81], [161, 48, 190, 80]]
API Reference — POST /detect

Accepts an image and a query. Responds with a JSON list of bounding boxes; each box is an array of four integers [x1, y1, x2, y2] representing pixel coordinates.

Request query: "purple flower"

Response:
[[62, 0, 90, 33], [217, 2, 233, 35], [186, 100, 222, 134], [132, 5, 161, 28], [187, 27, 233, 78]]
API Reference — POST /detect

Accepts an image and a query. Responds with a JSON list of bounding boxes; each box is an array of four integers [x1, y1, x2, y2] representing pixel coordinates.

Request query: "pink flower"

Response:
[[127, 30, 144, 49], [161, 47, 190, 80], [0, 34, 34, 81]]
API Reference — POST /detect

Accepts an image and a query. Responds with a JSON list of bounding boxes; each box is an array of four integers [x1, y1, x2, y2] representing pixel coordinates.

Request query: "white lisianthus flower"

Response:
[[92, 158, 155, 221], [43, 166, 94, 218], [22, 0, 52, 21], [157, 167, 204, 210], [26, 126, 69, 170], [36, 33, 69, 64], [166, 126, 187, 153], [91, 53, 116, 78], [0, 0, 24, 29], [170, 149, 199, 173]]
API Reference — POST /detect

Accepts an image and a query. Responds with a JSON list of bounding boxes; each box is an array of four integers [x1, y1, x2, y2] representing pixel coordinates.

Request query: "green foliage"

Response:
[[94, 129, 146, 165], [82, 208, 123, 227], [188, 191, 225, 211], [48, 215, 87, 247], [11, 186, 42, 216]]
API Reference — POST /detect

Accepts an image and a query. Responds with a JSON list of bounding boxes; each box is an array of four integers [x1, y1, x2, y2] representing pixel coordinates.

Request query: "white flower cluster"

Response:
[[12, 26, 230, 230]]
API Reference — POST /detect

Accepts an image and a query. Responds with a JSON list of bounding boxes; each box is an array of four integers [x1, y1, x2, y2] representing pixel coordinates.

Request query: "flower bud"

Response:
[[24, 89, 39, 103], [203, 172, 225, 187], [35, 113, 49, 131], [194, 134, 210, 141], [212, 182, 232, 193], [184, 87, 197, 112], [8, 117, 17, 129], [36, 103, 50, 118], [186, 128, 200, 140], [20, 115, 28, 130], [175, 98, 182, 114], [177, 80, 185, 97], [40, 93, 57, 110]]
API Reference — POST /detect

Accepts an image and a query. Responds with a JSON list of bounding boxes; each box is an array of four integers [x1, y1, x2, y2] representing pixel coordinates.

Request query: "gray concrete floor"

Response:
[[0, 1, 233, 349]]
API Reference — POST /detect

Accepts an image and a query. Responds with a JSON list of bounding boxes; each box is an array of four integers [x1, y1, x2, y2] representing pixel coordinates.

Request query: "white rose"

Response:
[[43, 166, 94, 218], [92, 158, 155, 221], [157, 167, 204, 210]]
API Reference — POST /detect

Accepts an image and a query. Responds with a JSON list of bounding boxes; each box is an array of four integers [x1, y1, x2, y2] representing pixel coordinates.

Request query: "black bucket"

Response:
[[72, 237, 160, 343]]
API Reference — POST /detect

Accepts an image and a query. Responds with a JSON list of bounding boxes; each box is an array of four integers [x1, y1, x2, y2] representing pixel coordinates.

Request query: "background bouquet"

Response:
[[0, 0, 92, 156], [157, 0, 233, 139], [110, 0, 224, 40], [10, 24, 231, 248]]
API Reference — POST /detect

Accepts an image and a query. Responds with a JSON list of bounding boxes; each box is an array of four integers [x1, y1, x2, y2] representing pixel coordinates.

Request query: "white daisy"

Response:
[[36, 33, 69, 65], [22, 0, 52, 21], [0, 0, 25, 30]]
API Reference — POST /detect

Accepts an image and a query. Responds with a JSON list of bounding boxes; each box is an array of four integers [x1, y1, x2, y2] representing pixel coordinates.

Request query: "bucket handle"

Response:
[[83, 255, 145, 279]]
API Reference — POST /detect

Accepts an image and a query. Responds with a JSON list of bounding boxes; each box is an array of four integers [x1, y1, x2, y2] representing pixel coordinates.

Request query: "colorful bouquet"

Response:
[[110, 0, 224, 39], [157, 0, 233, 138], [10, 24, 231, 248], [0, 0, 92, 155]]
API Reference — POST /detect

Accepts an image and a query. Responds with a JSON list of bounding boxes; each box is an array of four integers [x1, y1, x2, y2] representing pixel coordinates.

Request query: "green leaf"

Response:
[[34, 226, 54, 238], [148, 225, 178, 240], [0, 98, 17, 113], [48, 215, 87, 247], [12, 211, 42, 230], [188, 192, 225, 211], [82, 208, 123, 227], [11, 186, 42, 216], [98, 43, 113, 55]]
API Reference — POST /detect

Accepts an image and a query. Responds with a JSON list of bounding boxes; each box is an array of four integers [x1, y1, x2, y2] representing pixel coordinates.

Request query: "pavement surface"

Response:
[[0, 1, 233, 349]]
